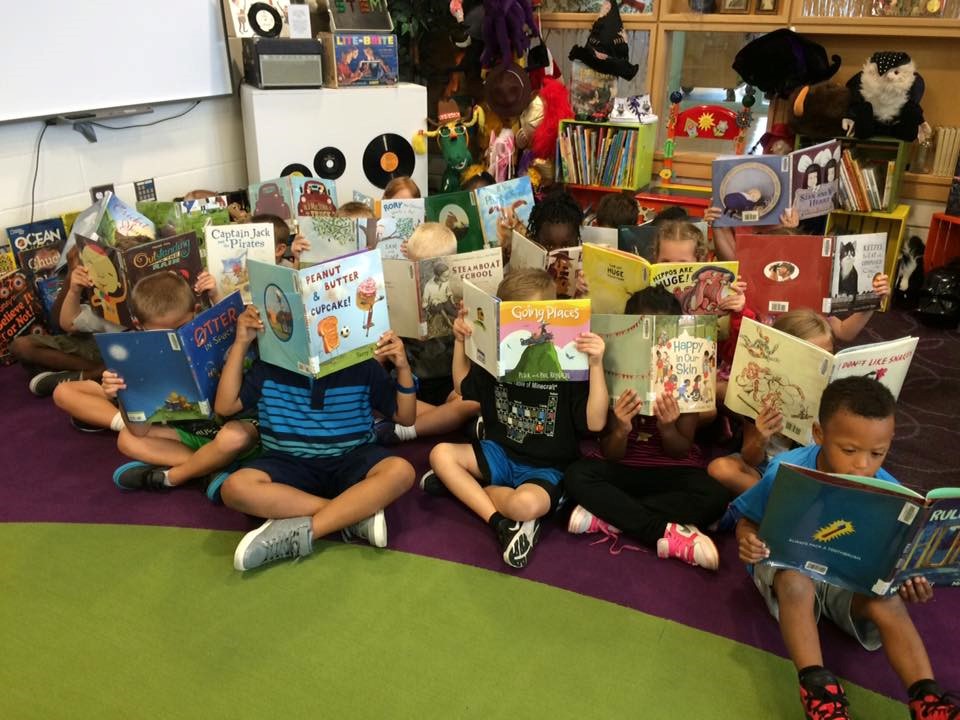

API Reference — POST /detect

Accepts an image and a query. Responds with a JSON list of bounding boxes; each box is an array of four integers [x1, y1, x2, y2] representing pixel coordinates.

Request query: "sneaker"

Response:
[[341, 509, 387, 547], [656, 522, 719, 570], [29, 370, 82, 397], [419, 469, 450, 497], [567, 505, 620, 535], [70, 416, 105, 433], [113, 462, 169, 491], [497, 518, 541, 569], [799, 670, 851, 720], [373, 420, 400, 446], [234, 517, 313, 571], [206, 471, 229, 504], [465, 416, 485, 442], [910, 691, 960, 720]]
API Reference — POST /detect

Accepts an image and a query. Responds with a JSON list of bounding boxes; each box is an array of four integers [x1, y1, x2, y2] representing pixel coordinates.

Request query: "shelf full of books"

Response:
[[557, 120, 656, 191], [800, 136, 908, 214]]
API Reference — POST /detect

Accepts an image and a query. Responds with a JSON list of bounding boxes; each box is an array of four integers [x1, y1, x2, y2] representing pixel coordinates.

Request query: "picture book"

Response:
[[204, 223, 276, 303], [758, 463, 960, 596], [179, 196, 229, 215], [373, 198, 425, 259], [509, 232, 582, 299], [830, 233, 887, 314], [789, 140, 841, 220], [580, 225, 618, 249], [474, 177, 535, 249], [93, 192, 156, 247], [249, 178, 295, 221], [173, 207, 232, 242], [247, 249, 388, 378], [290, 176, 338, 217], [0, 270, 44, 365], [617, 221, 708, 261], [5, 217, 67, 267], [383, 247, 504, 340], [593, 313, 718, 414], [136, 201, 180, 236], [0, 240, 16, 274], [425, 191, 485, 253], [120, 232, 205, 304], [297, 217, 362, 267], [725, 317, 917, 444], [712, 155, 792, 228], [18, 242, 64, 284], [95, 292, 245, 423], [581, 243, 739, 315], [462, 280, 590, 382], [35, 273, 65, 329]]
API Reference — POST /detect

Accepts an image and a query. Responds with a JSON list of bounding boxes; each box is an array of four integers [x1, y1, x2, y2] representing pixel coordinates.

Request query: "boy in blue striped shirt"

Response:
[[215, 305, 417, 571]]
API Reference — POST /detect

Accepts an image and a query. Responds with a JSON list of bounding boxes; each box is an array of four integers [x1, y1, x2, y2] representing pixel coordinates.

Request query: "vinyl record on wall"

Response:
[[314, 147, 347, 180], [248, 2, 283, 37], [362, 133, 415, 189], [280, 163, 313, 177]]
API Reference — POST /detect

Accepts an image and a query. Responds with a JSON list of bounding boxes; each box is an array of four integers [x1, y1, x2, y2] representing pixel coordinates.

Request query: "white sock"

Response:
[[109, 412, 125, 432], [394, 424, 417, 441], [161, 470, 174, 487]]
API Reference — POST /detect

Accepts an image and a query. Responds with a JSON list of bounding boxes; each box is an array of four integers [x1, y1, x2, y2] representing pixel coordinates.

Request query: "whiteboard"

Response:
[[1, 0, 232, 123]]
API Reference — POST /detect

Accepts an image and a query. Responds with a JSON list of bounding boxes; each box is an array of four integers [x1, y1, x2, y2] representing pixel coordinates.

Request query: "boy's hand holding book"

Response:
[[652, 391, 681, 427], [575, 332, 605, 367], [899, 576, 933, 604], [69, 265, 93, 295], [235, 305, 264, 347], [756, 403, 785, 439], [873, 273, 891, 299], [194, 270, 219, 303], [737, 523, 770, 565], [718, 280, 748, 313], [290, 234, 310, 262], [452, 303, 473, 344], [374, 330, 408, 370], [101, 370, 126, 399], [779, 207, 799, 229], [612, 389, 643, 434]]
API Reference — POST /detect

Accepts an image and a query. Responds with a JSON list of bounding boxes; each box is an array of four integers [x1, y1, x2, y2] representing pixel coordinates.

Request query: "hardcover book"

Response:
[[5, 218, 67, 267], [425, 191, 485, 253], [204, 223, 276, 303], [249, 178, 295, 221], [93, 192, 156, 248], [18, 241, 65, 285], [581, 243, 739, 314], [297, 217, 362, 267], [474, 177, 535, 249], [593, 313, 717, 414], [509, 232, 583, 299], [383, 247, 504, 340], [789, 140, 841, 220], [829, 232, 887, 314], [95, 293, 245, 423], [712, 155, 792, 228], [247, 249, 388, 378], [290, 176, 338, 217], [462, 280, 591, 382], [375, 198, 425, 259], [0, 270, 44, 364], [725, 317, 917, 444], [758, 463, 960, 596]]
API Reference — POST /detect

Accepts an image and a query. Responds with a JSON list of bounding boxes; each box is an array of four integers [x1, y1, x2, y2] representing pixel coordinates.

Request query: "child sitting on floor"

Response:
[[732, 376, 958, 720], [217, 306, 417, 572], [526, 189, 583, 252], [564, 287, 730, 570], [424, 269, 609, 569]]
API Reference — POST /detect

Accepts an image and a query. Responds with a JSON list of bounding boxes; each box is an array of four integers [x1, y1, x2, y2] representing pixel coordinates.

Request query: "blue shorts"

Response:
[[244, 444, 391, 498], [474, 440, 564, 512]]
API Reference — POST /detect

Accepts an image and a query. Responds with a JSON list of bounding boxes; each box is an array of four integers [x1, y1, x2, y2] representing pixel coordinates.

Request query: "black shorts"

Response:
[[244, 444, 390, 498]]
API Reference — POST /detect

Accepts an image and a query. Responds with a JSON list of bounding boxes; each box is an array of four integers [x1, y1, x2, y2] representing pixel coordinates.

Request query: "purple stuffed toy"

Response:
[[480, 0, 536, 69]]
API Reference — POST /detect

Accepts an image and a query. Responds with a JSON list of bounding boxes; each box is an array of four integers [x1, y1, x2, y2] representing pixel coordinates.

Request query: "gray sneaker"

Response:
[[341, 509, 387, 548], [233, 517, 313, 571]]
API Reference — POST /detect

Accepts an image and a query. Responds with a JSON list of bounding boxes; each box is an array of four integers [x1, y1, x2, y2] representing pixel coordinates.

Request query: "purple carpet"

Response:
[[3, 308, 958, 700]]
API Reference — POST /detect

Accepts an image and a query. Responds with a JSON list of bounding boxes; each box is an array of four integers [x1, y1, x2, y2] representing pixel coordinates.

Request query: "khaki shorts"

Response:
[[27, 333, 102, 363]]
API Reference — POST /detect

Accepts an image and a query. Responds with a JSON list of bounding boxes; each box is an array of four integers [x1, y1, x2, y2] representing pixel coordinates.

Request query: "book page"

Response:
[[831, 336, 918, 399], [462, 280, 502, 379], [547, 246, 583, 300], [580, 225, 617, 248], [298, 217, 361, 267], [383, 258, 423, 339], [581, 242, 650, 314], [508, 231, 548, 272], [593, 314, 654, 411], [648, 261, 740, 315], [204, 223, 275, 303], [829, 232, 887, 314], [248, 259, 309, 377], [474, 177, 535, 248], [499, 299, 590, 382]]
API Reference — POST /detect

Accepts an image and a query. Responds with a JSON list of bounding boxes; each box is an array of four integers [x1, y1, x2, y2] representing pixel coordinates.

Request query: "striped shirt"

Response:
[[239, 359, 396, 458], [580, 414, 705, 469]]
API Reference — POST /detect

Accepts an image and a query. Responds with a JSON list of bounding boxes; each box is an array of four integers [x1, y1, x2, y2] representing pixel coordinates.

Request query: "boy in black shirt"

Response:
[[425, 269, 609, 568]]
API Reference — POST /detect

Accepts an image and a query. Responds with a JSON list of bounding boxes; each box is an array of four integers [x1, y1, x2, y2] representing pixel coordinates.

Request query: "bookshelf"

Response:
[[557, 119, 657, 191]]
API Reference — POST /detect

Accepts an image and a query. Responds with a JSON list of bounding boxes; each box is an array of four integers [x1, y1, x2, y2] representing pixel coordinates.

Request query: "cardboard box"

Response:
[[321, 33, 398, 89]]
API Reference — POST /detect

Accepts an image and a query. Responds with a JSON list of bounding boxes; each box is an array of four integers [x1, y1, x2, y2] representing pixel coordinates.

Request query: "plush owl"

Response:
[[844, 52, 926, 142]]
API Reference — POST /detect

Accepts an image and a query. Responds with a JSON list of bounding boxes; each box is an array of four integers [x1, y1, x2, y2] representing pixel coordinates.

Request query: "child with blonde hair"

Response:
[[337, 201, 376, 219], [382, 176, 421, 200]]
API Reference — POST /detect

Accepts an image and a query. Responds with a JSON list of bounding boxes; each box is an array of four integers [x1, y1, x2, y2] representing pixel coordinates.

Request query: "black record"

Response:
[[248, 2, 283, 37], [362, 133, 415, 189], [314, 147, 346, 180], [280, 163, 312, 177]]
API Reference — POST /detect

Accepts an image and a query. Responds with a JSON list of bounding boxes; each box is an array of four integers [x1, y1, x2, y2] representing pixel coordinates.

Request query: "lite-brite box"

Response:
[[321, 33, 398, 88]]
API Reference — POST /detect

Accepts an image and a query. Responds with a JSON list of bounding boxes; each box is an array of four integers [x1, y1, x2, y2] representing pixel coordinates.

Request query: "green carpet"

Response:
[[1, 523, 902, 719]]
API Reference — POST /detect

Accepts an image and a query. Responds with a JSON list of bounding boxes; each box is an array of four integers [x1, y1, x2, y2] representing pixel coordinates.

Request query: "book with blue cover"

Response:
[[94, 292, 245, 423], [248, 249, 388, 378], [758, 463, 960, 596], [5, 218, 67, 268], [711, 155, 792, 229], [474, 177, 535, 249]]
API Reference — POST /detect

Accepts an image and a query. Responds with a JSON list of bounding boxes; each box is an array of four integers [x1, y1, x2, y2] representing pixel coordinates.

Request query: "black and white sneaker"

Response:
[[496, 518, 541, 569], [113, 462, 169, 491], [29, 370, 82, 397], [418, 469, 450, 497]]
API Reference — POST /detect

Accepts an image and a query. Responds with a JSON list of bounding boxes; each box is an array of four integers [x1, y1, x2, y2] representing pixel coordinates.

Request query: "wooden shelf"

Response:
[[790, 17, 960, 35], [540, 12, 657, 28]]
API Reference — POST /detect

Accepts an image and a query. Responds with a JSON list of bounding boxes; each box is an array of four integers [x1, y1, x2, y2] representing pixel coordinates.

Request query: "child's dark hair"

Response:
[[130, 271, 195, 324], [818, 376, 896, 427], [527, 190, 583, 246], [651, 206, 689, 224], [251, 213, 290, 248], [595, 193, 639, 228], [461, 171, 495, 192], [624, 286, 682, 315]]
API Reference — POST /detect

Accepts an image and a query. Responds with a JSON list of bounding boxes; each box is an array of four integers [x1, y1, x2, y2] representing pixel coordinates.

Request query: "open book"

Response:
[[593, 313, 717, 414], [509, 232, 582, 299], [581, 243, 739, 314], [737, 232, 887, 319], [247, 249, 388, 378], [425, 190, 484, 253], [474, 176, 535, 249], [383, 247, 503, 340], [298, 217, 363, 266], [726, 317, 917, 444], [462, 279, 590, 382], [204, 223, 276, 303], [758, 462, 960, 596], [94, 293, 245, 423]]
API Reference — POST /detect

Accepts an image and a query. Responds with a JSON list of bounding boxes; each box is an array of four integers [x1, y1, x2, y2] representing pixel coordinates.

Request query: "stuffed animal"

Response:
[[788, 82, 851, 140], [844, 52, 927, 142], [480, 0, 536, 69], [413, 101, 485, 193], [894, 235, 925, 309]]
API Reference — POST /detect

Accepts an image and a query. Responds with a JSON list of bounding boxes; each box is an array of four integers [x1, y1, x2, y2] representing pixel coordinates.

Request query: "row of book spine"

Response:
[[558, 124, 637, 188], [837, 149, 896, 213]]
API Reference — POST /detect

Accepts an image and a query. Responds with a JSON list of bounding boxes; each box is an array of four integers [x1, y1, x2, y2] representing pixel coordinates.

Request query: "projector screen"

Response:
[[2, 0, 232, 124]]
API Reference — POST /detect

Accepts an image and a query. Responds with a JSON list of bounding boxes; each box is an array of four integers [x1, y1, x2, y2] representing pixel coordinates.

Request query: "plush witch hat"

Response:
[[732, 29, 841, 99], [568, 1, 638, 81]]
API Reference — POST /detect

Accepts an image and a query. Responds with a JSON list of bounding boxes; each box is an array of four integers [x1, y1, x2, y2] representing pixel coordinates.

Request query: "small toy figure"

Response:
[[845, 51, 928, 142]]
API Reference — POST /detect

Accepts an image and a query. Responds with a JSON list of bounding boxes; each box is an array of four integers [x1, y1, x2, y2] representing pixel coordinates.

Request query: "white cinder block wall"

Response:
[[0, 97, 246, 230]]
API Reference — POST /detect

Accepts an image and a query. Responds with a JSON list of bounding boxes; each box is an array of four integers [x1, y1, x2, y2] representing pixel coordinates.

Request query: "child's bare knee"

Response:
[[507, 492, 547, 520], [707, 456, 734, 480], [215, 422, 257, 454], [774, 570, 816, 605], [10, 336, 36, 361], [855, 593, 908, 625], [430, 442, 454, 467]]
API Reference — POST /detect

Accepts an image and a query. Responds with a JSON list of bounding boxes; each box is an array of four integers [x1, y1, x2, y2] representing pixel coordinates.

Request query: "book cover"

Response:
[[593, 313, 717, 414], [474, 176, 535, 249], [5, 218, 67, 267], [790, 140, 841, 220], [95, 192, 156, 248], [509, 232, 582, 299], [0, 271, 44, 364], [35, 273, 65, 329], [649, 261, 740, 314], [0, 242, 16, 274], [248, 249, 388, 378], [290, 176, 338, 217], [828, 336, 918, 398], [249, 178, 295, 221], [136, 201, 180, 237], [372, 199, 425, 259], [581, 243, 651, 314], [580, 225, 618, 249], [298, 217, 362, 266], [711, 155, 791, 228], [95, 292, 245, 423], [174, 208, 232, 241], [830, 232, 887, 314], [119, 232, 205, 307], [178, 196, 229, 215], [76, 235, 135, 327], [18, 240, 65, 285], [736, 234, 834, 321], [896, 491, 960, 587], [425, 191, 485, 253], [462, 280, 591, 382], [204, 223, 276, 303]]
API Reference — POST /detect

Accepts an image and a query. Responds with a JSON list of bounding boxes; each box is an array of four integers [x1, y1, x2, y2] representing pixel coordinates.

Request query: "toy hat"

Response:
[[732, 29, 841, 99], [428, 99, 467, 128], [758, 123, 795, 153], [568, 1, 639, 81], [484, 63, 533, 120]]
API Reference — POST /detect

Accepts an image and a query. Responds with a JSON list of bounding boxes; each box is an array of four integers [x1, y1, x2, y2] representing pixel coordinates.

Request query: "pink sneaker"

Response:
[[656, 523, 719, 570], [567, 505, 620, 535]]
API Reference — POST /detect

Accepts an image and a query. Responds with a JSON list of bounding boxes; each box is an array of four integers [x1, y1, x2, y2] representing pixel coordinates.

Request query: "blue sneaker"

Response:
[[206, 471, 229, 504], [113, 462, 169, 491]]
